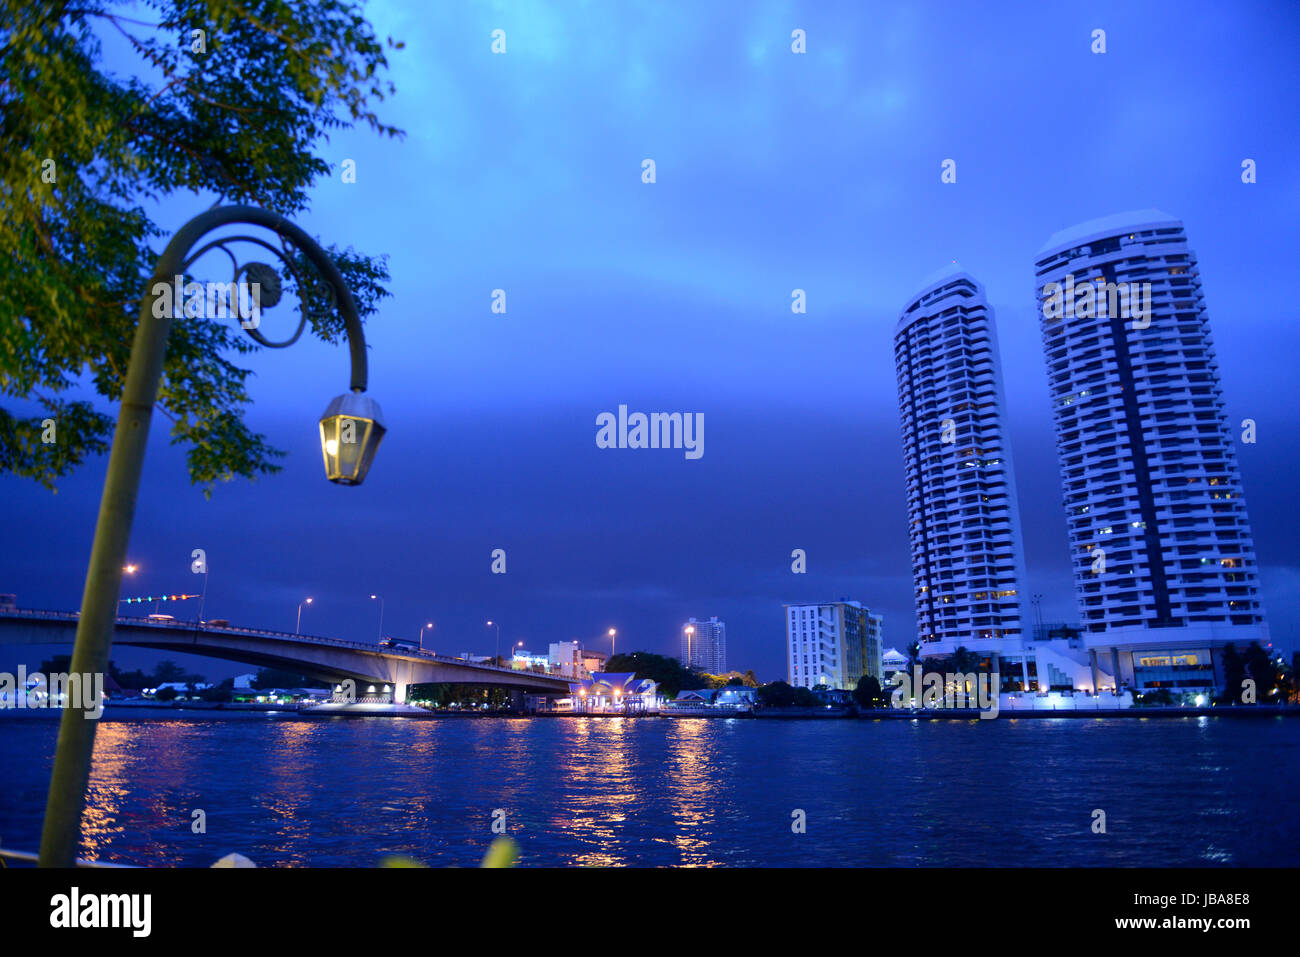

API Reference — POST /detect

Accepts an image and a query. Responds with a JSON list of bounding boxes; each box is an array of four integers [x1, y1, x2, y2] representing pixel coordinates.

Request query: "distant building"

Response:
[[581, 648, 608, 676], [232, 673, 258, 689], [681, 617, 727, 673], [151, 681, 211, 698], [784, 601, 883, 691], [881, 648, 908, 684], [512, 649, 549, 671], [549, 641, 583, 677]]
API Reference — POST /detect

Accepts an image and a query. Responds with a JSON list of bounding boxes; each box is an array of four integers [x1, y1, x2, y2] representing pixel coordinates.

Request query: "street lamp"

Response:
[[296, 597, 313, 634], [608, 627, 617, 659], [486, 620, 500, 664], [419, 621, 434, 651], [371, 594, 384, 641], [320, 393, 386, 485], [39, 204, 385, 868], [116, 564, 138, 615], [685, 624, 695, 669]]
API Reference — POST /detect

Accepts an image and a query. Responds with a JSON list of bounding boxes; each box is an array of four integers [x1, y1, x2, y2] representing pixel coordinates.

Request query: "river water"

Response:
[[2, 713, 1297, 867]]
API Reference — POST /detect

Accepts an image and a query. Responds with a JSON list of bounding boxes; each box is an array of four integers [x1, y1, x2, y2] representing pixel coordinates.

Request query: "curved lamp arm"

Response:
[[151, 204, 368, 392], [38, 205, 373, 867]]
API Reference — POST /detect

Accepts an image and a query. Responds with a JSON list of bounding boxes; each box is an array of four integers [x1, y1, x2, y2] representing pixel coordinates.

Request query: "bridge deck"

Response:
[[0, 607, 571, 691]]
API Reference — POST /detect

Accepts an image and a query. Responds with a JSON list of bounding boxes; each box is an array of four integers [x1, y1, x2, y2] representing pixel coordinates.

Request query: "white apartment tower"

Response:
[[784, 601, 883, 691], [1034, 211, 1268, 694], [894, 265, 1029, 661], [681, 617, 726, 674]]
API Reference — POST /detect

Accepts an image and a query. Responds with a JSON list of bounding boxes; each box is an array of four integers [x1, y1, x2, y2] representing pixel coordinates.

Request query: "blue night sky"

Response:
[[3, 1, 1299, 681]]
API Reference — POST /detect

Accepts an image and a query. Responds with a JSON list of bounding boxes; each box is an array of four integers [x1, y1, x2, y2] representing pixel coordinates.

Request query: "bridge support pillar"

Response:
[[394, 681, 408, 705], [509, 689, 524, 713]]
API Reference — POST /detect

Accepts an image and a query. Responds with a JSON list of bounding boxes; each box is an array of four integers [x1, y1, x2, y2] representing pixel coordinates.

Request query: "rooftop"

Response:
[[1036, 209, 1181, 258], [895, 262, 984, 334]]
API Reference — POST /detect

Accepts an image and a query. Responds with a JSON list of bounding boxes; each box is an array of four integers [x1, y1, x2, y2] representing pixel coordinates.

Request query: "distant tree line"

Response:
[[754, 675, 886, 710], [604, 651, 758, 699]]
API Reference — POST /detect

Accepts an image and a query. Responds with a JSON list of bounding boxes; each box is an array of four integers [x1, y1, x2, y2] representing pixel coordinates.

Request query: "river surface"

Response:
[[2, 713, 1297, 867]]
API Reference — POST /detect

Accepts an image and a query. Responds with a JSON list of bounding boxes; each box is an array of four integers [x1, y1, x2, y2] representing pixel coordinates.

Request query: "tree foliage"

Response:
[[606, 651, 710, 699], [756, 680, 796, 708], [0, 1, 402, 490], [853, 674, 884, 709]]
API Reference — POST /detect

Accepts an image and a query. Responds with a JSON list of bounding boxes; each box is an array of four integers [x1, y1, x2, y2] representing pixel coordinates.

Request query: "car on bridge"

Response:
[[379, 637, 420, 653], [147, 613, 175, 621]]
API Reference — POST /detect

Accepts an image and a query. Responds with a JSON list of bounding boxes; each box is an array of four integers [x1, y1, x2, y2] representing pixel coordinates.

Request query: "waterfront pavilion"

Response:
[[569, 672, 659, 714]]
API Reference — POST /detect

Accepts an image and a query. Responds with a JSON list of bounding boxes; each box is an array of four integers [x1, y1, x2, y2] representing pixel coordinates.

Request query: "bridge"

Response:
[[0, 607, 572, 704]]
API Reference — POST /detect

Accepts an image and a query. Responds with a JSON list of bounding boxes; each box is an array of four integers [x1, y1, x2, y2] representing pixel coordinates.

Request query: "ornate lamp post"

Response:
[[38, 205, 386, 867]]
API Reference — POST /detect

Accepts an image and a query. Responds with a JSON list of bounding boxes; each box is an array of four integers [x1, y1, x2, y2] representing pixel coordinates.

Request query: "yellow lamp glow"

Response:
[[319, 392, 386, 485]]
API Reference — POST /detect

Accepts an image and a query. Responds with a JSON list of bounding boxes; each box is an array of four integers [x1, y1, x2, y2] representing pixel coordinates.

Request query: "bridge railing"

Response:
[[0, 608, 566, 680]]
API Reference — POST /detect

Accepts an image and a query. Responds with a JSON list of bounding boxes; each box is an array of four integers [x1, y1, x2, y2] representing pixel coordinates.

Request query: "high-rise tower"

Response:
[[681, 617, 726, 674], [894, 266, 1029, 663], [1034, 211, 1268, 695]]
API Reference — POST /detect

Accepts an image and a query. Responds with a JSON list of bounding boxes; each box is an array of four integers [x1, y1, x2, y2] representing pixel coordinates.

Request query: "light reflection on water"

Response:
[[2, 714, 1296, 867]]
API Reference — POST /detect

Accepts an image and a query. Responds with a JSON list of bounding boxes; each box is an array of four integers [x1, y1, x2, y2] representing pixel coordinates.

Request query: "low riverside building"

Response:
[[812, 686, 854, 707], [881, 648, 908, 684], [664, 686, 757, 715], [568, 672, 659, 714]]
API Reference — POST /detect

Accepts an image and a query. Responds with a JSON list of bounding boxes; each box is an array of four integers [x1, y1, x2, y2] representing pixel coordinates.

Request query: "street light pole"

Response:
[[419, 621, 433, 651], [117, 564, 138, 614], [609, 627, 617, 660], [39, 205, 380, 868], [370, 594, 384, 641], [685, 624, 694, 669], [486, 620, 500, 664], [196, 559, 209, 625], [297, 597, 313, 634]]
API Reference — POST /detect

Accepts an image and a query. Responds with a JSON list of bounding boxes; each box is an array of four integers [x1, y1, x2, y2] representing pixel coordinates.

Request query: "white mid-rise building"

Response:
[[548, 641, 584, 678], [1034, 211, 1269, 695], [894, 265, 1030, 665], [784, 601, 882, 691], [680, 617, 726, 674]]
